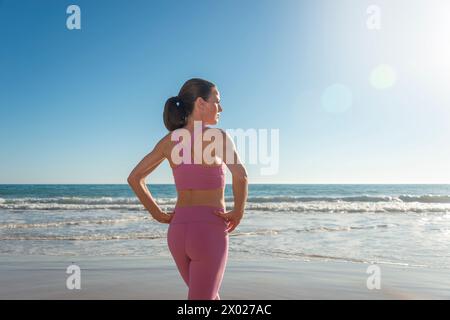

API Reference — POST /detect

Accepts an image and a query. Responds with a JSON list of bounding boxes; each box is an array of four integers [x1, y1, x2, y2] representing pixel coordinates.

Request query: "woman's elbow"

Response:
[[233, 171, 248, 184], [127, 174, 141, 186]]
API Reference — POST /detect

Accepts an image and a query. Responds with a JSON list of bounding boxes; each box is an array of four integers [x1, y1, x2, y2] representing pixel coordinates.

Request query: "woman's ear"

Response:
[[196, 97, 206, 112]]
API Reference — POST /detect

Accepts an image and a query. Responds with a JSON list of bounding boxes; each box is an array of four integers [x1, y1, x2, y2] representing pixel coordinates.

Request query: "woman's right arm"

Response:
[[127, 136, 172, 223]]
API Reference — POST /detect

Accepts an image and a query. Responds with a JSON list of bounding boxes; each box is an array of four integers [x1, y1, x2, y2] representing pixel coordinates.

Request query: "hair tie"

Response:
[[175, 96, 183, 107]]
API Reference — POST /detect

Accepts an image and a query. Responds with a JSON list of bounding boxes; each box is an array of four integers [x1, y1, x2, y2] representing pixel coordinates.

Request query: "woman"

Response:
[[127, 78, 248, 300]]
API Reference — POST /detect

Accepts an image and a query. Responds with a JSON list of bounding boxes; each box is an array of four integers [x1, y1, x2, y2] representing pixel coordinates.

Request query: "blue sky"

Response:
[[1, 0, 449, 184]]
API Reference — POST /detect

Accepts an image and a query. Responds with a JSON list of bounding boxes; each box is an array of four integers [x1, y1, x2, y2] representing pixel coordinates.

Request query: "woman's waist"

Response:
[[171, 205, 227, 225], [176, 190, 225, 207]]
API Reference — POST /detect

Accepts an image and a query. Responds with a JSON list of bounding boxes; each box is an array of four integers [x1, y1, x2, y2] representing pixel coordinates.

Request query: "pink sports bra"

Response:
[[171, 128, 226, 191]]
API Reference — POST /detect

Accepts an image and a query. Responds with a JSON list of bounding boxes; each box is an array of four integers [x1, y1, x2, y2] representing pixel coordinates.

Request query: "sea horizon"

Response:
[[2, 184, 450, 270], [2, 183, 450, 185]]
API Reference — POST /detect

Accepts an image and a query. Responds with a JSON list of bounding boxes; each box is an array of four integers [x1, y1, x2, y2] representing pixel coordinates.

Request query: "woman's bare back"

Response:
[[161, 128, 226, 209]]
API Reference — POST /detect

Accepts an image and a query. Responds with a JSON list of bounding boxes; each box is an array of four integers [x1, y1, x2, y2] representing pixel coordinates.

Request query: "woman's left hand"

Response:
[[214, 210, 243, 233]]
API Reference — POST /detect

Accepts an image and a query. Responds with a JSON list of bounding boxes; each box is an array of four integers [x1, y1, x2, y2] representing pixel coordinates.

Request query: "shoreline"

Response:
[[1, 255, 449, 300]]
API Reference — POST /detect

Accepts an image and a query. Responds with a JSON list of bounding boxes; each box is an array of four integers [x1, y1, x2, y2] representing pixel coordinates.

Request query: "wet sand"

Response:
[[0, 255, 449, 299]]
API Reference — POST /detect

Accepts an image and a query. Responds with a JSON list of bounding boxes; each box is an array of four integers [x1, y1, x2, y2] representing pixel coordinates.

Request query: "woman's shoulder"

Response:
[[163, 127, 228, 143], [154, 132, 175, 152], [158, 132, 172, 143], [204, 126, 227, 136]]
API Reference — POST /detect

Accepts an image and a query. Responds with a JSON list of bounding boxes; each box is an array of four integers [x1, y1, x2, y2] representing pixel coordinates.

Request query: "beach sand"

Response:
[[0, 255, 448, 300]]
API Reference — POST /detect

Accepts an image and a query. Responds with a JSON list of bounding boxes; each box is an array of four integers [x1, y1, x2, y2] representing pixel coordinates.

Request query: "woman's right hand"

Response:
[[152, 210, 173, 224]]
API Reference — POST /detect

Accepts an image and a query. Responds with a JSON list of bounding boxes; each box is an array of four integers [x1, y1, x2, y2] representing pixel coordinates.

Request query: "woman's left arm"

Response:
[[127, 136, 172, 223]]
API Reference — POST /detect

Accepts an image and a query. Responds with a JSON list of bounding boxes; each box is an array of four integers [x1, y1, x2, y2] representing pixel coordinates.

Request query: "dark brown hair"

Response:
[[163, 78, 216, 131]]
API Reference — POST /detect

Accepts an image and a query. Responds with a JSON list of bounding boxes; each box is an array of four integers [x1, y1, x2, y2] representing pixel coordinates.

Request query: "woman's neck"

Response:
[[184, 118, 206, 131]]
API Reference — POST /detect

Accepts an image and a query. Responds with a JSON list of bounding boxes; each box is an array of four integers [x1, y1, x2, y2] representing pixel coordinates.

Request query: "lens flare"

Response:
[[370, 64, 396, 89]]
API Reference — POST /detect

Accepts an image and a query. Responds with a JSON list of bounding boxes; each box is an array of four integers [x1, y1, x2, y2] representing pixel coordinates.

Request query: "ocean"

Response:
[[1, 184, 450, 269]]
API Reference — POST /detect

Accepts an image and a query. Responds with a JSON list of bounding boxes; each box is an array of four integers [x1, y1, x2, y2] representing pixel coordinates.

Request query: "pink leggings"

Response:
[[167, 206, 229, 300]]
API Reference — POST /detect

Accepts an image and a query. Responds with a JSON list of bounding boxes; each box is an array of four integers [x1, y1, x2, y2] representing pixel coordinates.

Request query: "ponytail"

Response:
[[163, 96, 187, 131]]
